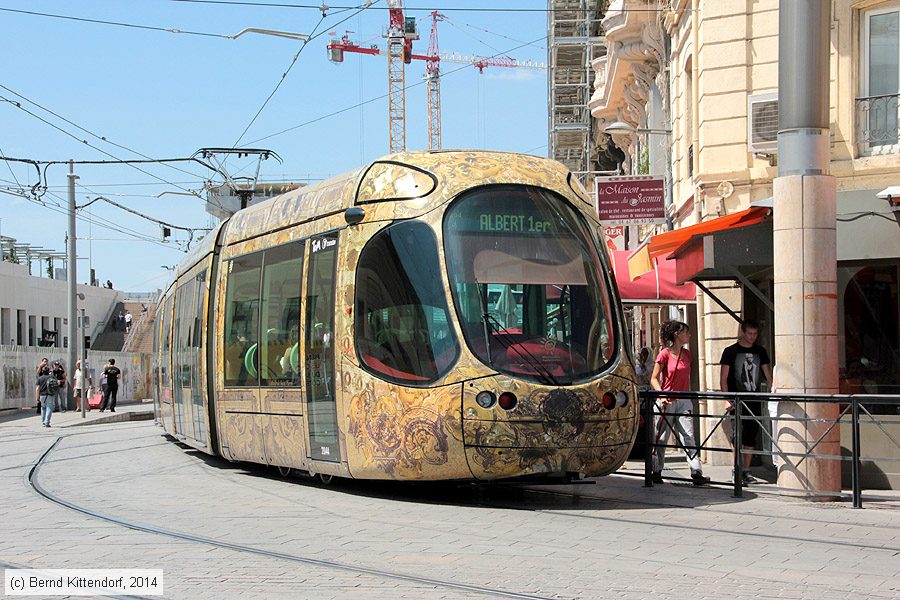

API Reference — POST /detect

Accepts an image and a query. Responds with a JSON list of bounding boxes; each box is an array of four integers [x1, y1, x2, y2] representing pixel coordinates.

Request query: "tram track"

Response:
[[28, 437, 557, 600]]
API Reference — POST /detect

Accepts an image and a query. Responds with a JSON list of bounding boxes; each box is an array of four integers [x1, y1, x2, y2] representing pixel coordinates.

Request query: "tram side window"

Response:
[[260, 242, 304, 386], [193, 270, 206, 350], [355, 220, 460, 384], [160, 294, 174, 390], [224, 252, 263, 387], [175, 278, 196, 389]]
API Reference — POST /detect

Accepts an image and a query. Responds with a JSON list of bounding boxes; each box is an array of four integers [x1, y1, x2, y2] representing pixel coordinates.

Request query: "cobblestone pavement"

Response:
[[1, 407, 899, 599]]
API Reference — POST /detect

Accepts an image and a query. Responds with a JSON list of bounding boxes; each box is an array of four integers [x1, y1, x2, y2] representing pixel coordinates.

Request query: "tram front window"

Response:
[[444, 185, 616, 384], [355, 220, 459, 385]]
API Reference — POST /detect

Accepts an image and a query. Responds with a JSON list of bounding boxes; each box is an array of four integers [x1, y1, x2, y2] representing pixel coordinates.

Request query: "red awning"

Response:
[[626, 205, 771, 279], [610, 250, 696, 303]]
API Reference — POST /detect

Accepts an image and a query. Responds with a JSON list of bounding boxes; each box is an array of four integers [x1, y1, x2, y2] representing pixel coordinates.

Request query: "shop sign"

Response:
[[596, 175, 666, 225]]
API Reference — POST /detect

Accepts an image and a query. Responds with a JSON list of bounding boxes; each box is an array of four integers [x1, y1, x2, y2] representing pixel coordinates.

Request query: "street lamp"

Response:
[[604, 121, 674, 232], [603, 121, 672, 175]]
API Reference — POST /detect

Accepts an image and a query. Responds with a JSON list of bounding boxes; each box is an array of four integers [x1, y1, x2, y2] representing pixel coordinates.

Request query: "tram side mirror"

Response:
[[345, 207, 366, 226]]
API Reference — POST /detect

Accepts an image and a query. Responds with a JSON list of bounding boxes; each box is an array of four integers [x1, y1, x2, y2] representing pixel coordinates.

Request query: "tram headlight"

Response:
[[615, 391, 628, 407], [476, 391, 497, 409]]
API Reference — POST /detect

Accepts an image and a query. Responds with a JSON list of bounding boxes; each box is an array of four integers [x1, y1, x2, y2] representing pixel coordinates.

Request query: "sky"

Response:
[[0, 0, 549, 292]]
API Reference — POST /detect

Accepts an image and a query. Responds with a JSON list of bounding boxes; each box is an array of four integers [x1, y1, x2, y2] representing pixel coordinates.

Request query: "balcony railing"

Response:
[[856, 93, 900, 154]]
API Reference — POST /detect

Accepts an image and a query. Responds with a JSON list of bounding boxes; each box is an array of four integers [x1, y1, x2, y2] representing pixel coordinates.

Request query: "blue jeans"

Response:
[[40, 395, 54, 425], [55, 385, 67, 412]]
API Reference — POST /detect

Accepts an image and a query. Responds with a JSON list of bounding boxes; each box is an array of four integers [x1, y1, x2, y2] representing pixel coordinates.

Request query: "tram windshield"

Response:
[[444, 185, 616, 384], [355, 220, 460, 385]]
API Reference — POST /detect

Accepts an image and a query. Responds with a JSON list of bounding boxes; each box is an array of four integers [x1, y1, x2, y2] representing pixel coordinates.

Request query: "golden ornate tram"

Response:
[[153, 151, 638, 481]]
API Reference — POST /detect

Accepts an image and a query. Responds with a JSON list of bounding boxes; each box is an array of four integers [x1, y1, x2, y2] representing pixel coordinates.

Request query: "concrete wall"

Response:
[[0, 260, 121, 347], [0, 345, 152, 411]]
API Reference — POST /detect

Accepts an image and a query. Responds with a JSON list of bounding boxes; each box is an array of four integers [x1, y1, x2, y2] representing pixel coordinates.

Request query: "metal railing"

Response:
[[638, 390, 900, 508], [856, 93, 900, 150]]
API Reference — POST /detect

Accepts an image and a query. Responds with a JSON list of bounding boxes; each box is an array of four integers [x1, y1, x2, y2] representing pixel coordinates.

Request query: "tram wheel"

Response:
[[277, 466, 292, 478], [318, 473, 333, 485]]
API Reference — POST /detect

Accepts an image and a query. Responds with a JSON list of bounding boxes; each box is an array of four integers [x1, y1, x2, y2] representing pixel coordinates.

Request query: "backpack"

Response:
[[44, 376, 60, 396]]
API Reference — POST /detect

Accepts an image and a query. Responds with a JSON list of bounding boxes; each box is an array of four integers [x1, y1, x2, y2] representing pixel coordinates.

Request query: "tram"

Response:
[[152, 150, 638, 481]]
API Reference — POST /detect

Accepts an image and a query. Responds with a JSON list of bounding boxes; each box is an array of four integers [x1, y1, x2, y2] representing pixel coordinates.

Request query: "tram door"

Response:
[[304, 233, 341, 462]]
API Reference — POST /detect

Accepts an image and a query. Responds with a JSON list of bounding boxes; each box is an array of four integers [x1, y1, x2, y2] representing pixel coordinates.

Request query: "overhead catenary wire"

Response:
[[5, 188, 186, 252], [46, 190, 184, 247], [2, 184, 198, 251], [0, 96, 209, 201], [230, 0, 379, 147], [159, 0, 667, 13], [0, 83, 210, 181], [445, 18, 505, 57], [246, 34, 546, 145], [0, 145, 24, 191], [0, 6, 234, 38], [77, 189, 211, 236], [460, 21, 544, 51]]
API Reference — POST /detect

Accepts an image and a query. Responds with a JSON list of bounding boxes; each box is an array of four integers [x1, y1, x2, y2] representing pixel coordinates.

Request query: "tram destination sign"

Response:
[[595, 175, 666, 225]]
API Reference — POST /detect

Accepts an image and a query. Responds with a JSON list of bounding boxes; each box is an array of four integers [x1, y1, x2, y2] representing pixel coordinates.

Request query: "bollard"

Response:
[[733, 394, 743, 498], [851, 397, 862, 508], [643, 394, 654, 487]]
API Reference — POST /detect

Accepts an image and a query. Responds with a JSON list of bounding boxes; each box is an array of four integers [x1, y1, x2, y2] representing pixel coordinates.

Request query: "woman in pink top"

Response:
[[650, 320, 709, 485]]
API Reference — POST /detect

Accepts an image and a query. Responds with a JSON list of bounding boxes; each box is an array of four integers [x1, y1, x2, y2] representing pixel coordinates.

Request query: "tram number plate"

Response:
[[320, 446, 331, 456]]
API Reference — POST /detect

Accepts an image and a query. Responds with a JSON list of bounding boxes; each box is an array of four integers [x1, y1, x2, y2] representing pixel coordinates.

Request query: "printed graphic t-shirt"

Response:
[[720, 343, 770, 392]]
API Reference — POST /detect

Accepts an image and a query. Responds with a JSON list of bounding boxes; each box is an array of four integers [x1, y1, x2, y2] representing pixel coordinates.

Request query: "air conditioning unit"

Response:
[[748, 92, 779, 153]]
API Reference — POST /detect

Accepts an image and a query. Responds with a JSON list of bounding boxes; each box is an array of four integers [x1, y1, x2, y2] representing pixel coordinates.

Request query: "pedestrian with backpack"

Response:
[[52, 360, 68, 412], [34, 357, 48, 414], [35, 366, 58, 427]]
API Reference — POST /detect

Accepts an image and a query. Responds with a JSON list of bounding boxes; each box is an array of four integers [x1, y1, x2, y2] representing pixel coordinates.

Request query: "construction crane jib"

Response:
[[326, 9, 545, 153]]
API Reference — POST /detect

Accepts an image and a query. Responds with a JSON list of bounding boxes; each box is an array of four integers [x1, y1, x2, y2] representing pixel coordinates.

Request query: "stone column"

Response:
[[773, 0, 840, 498], [773, 175, 840, 496]]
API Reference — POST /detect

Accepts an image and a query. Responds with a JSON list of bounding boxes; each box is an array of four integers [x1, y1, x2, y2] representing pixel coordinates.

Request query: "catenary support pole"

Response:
[[67, 161, 78, 414], [774, 0, 840, 498]]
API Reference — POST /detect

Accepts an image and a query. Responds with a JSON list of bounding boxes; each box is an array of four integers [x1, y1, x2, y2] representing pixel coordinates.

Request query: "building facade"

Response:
[[0, 260, 120, 349], [590, 0, 900, 465]]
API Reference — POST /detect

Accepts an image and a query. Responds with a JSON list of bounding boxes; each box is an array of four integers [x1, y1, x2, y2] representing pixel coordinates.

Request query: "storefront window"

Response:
[[841, 264, 899, 401]]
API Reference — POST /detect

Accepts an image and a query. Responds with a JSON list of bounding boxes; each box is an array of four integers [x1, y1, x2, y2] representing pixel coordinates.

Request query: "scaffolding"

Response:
[[547, 0, 606, 186]]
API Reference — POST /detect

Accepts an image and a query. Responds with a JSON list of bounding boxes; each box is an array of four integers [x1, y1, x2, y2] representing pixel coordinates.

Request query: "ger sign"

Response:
[[595, 176, 666, 225]]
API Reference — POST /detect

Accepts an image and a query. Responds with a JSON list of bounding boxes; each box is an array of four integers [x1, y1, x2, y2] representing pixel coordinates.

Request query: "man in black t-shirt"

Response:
[[720, 320, 772, 484], [100, 358, 122, 412]]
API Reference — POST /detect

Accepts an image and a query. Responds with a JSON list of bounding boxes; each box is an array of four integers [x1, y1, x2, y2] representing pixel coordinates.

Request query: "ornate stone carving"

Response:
[[623, 76, 649, 128], [640, 21, 666, 73]]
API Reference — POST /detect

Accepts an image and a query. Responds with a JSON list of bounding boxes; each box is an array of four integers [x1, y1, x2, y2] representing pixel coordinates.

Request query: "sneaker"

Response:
[[691, 471, 711, 486], [650, 471, 664, 484]]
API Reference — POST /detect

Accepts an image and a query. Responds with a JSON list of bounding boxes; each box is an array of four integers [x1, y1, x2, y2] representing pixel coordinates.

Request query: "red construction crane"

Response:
[[327, 12, 545, 152]]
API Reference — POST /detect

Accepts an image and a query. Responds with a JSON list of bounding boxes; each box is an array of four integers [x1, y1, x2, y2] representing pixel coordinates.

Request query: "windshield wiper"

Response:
[[484, 313, 559, 386], [474, 280, 558, 386]]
